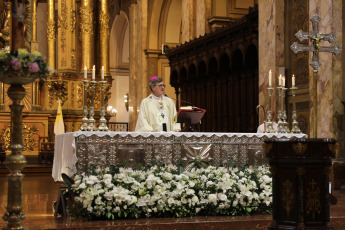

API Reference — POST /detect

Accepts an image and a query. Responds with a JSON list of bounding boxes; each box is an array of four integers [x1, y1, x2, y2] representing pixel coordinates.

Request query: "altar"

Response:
[[52, 131, 306, 181]]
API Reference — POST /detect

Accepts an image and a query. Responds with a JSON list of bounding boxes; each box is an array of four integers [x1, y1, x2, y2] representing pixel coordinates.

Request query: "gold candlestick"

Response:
[[80, 79, 89, 131], [277, 86, 284, 133], [282, 87, 290, 133], [266, 87, 275, 133], [88, 80, 97, 131], [98, 80, 108, 131], [290, 86, 301, 133]]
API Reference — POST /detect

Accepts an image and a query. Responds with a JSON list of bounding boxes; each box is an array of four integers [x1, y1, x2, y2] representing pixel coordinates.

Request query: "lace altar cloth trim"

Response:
[[52, 131, 306, 181]]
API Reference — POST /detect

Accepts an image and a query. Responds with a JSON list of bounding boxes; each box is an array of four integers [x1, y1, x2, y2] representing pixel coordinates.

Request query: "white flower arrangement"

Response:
[[69, 164, 272, 220]]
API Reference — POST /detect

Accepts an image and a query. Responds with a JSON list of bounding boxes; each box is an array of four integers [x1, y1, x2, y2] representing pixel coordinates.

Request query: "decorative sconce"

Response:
[[124, 93, 129, 111], [107, 105, 117, 117]]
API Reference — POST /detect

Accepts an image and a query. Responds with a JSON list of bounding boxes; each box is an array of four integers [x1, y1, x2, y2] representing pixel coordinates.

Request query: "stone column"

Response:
[[80, 0, 94, 71], [258, 0, 284, 124], [195, 0, 205, 37], [47, 0, 56, 70], [99, 0, 110, 75], [309, 0, 344, 155], [181, 0, 194, 43], [129, 1, 138, 131]]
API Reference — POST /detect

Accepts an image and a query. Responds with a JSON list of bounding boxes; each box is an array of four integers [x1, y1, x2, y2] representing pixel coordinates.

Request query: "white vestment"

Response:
[[135, 94, 180, 132]]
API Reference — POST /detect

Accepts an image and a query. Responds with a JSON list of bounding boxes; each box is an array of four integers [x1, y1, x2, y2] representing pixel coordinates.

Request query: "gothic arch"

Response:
[[110, 11, 129, 69], [148, 0, 182, 49], [208, 57, 218, 78]]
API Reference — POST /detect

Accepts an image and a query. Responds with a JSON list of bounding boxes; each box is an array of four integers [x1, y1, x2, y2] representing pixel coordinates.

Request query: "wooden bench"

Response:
[[38, 137, 55, 164]]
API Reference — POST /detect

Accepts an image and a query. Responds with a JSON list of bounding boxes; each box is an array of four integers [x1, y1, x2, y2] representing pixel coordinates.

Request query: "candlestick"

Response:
[[292, 74, 295, 87], [266, 86, 275, 133], [80, 78, 89, 131], [98, 80, 108, 131], [269, 70, 272, 87], [282, 86, 289, 133], [88, 80, 97, 131], [84, 66, 87, 80], [277, 85, 284, 133], [282, 76, 285, 87], [92, 65, 95, 80], [290, 86, 301, 133], [101, 66, 104, 80], [279, 75, 282, 86]]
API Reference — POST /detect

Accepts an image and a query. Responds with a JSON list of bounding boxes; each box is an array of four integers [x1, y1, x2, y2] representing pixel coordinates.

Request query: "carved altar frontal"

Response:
[[73, 132, 307, 174]]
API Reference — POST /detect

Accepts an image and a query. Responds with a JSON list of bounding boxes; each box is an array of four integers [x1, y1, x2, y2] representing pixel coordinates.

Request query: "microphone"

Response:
[[164, 94, 194, 106]]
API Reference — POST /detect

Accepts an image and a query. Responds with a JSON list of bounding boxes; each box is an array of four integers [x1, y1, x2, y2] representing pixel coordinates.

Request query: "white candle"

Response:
[[268, 70, 272, 87], [292, 74, 295, 87], [279, 75, 282, 86], [92, 65, 95, 80], [101, 66, 104, 80], [282, 76, 285, 87], [84, 66, 87, 80]]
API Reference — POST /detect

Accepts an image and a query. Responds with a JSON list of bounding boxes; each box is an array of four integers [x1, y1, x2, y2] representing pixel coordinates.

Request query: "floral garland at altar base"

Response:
[[68, 164, 272, 220], [0, 49, 51, 84]]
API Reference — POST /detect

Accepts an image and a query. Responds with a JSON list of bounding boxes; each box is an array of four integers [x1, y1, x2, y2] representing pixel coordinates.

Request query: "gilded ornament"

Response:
[[71, 49, 76, 69], [306, 179, 321, 219], [47, 80, 68, 108], [281, 179, 295, 218], [292, 142, 307, 155], [0, 1, 11, 48], [70, 9, 76, 33], [1, 124, 39, 151], [46, 21, 56, 40], [79, 6, 93, 35], [77, 82, 83, 108], [99, 11, 110, 37], [71, 82, 75, 107]]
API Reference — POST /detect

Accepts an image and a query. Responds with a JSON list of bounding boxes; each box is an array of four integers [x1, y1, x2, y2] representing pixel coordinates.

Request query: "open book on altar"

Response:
[[177, 106, 206, 124]]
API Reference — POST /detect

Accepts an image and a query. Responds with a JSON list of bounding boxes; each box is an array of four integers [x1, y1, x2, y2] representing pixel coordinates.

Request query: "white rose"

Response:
[[95, 196, 102, 205], [186, 189, 195, 195], [208, 194, 217, 204], [103, 174, 112, 180], [78, 183, 86, 189], [192, 195, 199, 204], [218, 193, 227, 201]]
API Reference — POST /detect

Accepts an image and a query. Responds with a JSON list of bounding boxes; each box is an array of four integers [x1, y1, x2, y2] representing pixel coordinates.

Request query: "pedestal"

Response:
[[264, 138, 336, 230]]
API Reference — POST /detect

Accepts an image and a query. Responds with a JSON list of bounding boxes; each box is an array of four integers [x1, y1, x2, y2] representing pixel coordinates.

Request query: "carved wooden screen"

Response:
[[167, 7, 259, 132]]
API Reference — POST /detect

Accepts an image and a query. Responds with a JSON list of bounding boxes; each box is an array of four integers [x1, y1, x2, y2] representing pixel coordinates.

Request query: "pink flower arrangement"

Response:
[[0, 49, 51, 81], [10, 58, 22, 70], [28, 62, 39, 73]]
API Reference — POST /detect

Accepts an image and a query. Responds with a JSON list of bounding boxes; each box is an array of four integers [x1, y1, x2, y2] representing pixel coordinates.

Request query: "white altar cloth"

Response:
[[52, 131, 306, 182]]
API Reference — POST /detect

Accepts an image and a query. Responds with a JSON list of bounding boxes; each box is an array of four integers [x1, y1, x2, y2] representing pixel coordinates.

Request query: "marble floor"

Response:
[[0, 173, 344, 229]]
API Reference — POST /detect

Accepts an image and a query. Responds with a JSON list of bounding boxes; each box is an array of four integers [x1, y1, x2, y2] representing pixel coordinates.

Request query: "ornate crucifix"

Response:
[[290, 14, 342, 138]]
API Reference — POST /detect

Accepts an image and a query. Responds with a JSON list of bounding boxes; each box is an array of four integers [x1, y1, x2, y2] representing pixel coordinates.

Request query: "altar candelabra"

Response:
[[277, 86, 284, 133], [265, 87, 275, 133], [88, 80, 97, 131], [98, 80, 108, 131], [290, 86, 301, 133], [281, 87, 289, 133], [80, 79, 89, 131]]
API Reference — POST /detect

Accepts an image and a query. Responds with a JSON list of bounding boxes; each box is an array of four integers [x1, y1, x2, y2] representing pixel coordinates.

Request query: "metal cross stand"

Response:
[[290, 14, 342, 138]]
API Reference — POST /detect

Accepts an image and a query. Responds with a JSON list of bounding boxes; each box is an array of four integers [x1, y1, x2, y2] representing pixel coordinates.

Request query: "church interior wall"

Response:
[[2, 0, 344, 157], [109, 10, 130, 123]]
